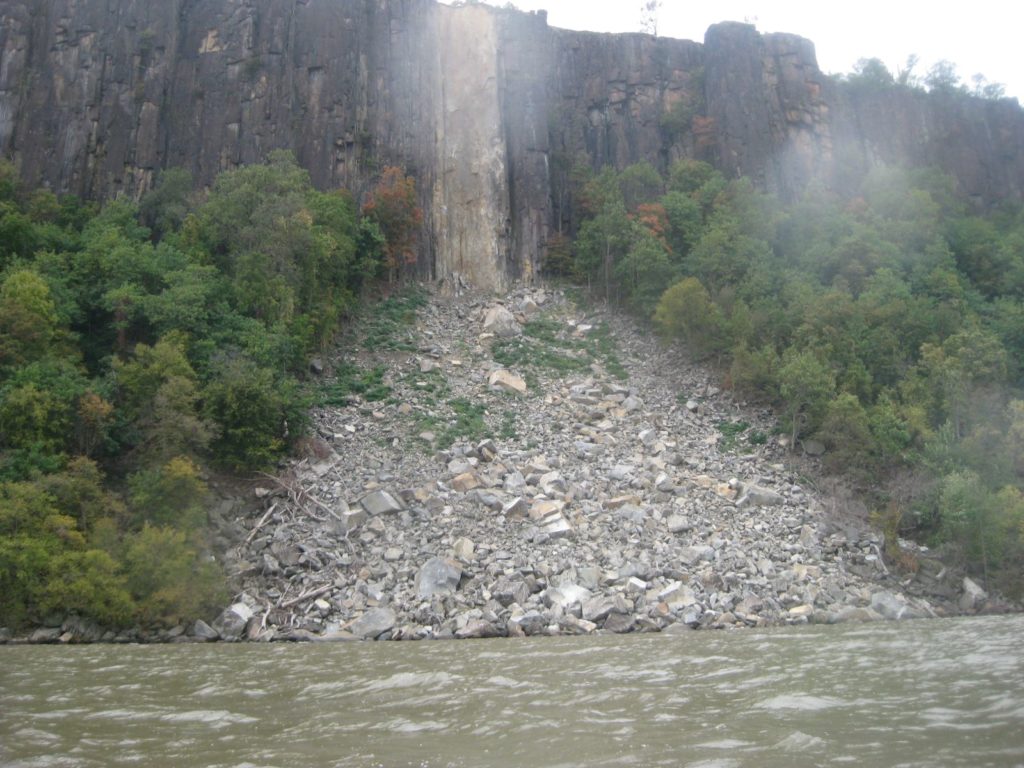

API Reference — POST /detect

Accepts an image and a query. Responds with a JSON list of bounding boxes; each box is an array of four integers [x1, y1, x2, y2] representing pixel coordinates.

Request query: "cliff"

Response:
[[2, 1, 1022, 289]]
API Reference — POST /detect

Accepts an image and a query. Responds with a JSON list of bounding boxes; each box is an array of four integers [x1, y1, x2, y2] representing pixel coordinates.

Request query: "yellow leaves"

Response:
[[76, 392, 114, 457], [0, 268, 59, 365]]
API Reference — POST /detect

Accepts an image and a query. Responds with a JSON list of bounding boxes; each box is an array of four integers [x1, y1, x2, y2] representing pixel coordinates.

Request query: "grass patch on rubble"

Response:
[[401, 367, 451, 397], [319, 362, 392, 405], [716, 419, 769, 452], [359, 286, 428, 352], [498, 409, 519, 441], [416, 397, 489, 450], [491, 315, 627, 381]]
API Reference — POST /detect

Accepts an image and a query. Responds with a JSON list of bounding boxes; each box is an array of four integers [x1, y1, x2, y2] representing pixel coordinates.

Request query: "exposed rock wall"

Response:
[[2, 0, 1023, 290]]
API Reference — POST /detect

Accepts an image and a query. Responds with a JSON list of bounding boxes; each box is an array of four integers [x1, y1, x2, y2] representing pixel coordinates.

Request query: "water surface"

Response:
[[2, 616, 1023, 767]]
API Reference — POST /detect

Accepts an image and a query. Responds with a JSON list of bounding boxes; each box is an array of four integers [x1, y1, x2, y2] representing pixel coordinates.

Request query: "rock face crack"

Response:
[[3, 2, 1022, 292], [219, 286, 952, 641]]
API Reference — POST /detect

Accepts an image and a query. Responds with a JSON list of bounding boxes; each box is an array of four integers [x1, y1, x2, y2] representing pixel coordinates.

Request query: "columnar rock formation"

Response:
[[2, 0, 1022, 290]]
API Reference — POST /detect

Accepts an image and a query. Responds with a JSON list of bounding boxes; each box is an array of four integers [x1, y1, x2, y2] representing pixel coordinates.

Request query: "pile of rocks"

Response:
[[205, 286, 982, 642]]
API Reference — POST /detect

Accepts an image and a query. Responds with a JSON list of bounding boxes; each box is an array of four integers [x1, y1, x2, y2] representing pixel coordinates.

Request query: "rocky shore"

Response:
[[6, 285, 1003, 644]]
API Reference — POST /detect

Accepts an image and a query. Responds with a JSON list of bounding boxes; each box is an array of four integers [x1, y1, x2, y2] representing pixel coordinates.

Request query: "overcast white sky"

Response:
[[447, 1, 1022, 100]]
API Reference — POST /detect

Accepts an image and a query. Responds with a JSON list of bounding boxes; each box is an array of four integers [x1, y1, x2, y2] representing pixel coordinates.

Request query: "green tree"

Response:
[[203, 355, 305, 469], [574, 200, 635, 302], [139, 168, 193, 239], [128, 456, 208, 530], [653, 277, 727, 358], [123, 523, 224, 626], [778, 347, 836, 449], [0, 268, 61, 367], [849, 58, 895, 88]]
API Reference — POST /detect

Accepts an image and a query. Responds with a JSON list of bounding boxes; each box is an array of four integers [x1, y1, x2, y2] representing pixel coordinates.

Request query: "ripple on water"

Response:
[[158, 710, 258, 726], [773, 731, 827, 751], [757, 694, 846, 711]]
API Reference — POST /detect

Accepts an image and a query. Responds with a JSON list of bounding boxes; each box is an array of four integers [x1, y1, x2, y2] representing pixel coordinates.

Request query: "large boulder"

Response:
[[359, 490, 404, 515], [869, 591, 908, 621], [349, 607, 396, 640], [488, 369, 527, 395], [959, 577, 988, 611], [482, 305, 521, 338], [734, 483, 784, 508], [491, 577, 530, 607], [190, 619, 220, 641], [212, 602, 254, 641], [416, 557, 463, 599]]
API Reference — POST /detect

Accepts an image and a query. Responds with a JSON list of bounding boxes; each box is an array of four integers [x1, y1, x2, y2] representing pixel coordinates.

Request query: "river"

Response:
[[2, 615, 1022, 767]]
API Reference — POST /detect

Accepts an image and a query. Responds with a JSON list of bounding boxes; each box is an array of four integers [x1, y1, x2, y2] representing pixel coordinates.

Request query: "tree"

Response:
[[128, 456, 208, 530], [616, 231, 677, 311], [361, 167, 422, 283], [924, 60, 965, 94], [617, 162, 663, 211], [818, 393, 874, 476], [653, 277, 727, 358], [896, 54, 920, 87], [971, 73, 1006, 100], [139, 168, 193, 239], [639, 0, 662, 35], [574, 200, 635, 303], [0, 268, 60, 367], [202, 355, 306, 469], [123, 523, 224, 626], [778, 347, 836, 449], [849, 58, 895, 88]]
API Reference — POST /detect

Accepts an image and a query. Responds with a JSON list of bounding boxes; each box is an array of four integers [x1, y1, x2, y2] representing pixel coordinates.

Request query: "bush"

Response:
[[203, 356, 307, 469], [123, 524, 225, 626]]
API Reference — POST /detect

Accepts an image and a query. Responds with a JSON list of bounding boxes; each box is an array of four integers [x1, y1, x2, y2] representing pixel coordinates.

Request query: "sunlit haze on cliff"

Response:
[[443, 0, 1022, 101]]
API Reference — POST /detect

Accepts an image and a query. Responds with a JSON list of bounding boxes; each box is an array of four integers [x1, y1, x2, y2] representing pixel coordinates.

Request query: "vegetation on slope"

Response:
[[0, 153, 421, 630], [558, 157, 1024, 595]]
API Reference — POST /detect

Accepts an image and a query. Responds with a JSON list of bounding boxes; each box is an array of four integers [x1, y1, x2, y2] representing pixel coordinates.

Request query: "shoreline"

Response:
[[5, 285, 1014, 645]]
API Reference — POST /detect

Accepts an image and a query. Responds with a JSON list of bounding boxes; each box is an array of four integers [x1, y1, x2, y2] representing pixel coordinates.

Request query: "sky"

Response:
[[444, 1, 1022, 100]]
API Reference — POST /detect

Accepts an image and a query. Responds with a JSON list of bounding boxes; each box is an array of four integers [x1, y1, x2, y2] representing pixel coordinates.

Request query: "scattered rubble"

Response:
[[177, 286, 1001, 642]]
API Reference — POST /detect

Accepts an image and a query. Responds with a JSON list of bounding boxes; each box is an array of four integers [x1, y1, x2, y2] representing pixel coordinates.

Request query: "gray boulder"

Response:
[[679, 545, 715, 566], [509, 610, 546, 635], [416, 557, 463, 599], [869, 591, 908, 621], [349, 608, 397, 640], [456, 619, 503, 639], [491, 577, 530, 607], [544, 584, 593, 610], [735, 484, 784, 508], [359, 490, 404, 515], [582, 595, 617, 623], [190, 619, 220, 641], [213, 602, 254, 641], [602, 612, 636, 634], [482, 305, 521, 338], [959, 576, 988, 611]]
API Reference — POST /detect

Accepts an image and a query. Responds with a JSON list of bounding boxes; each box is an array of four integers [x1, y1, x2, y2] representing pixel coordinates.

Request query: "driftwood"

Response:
[[244, 503, 278, 545], [258, 471, 343, 521], [278, 583, 334, 609]]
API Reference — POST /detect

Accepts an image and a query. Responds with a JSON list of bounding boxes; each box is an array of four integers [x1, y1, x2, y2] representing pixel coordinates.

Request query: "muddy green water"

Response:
[[2, 615, 1022, 767]]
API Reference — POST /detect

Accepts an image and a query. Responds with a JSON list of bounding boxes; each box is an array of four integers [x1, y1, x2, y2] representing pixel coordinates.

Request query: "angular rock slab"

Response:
[[735, 484, 784, 508], [416, 557, 463, 599], [349, 607, 397, 640], [488, 369, 527, 395], [491, 577, 531, 608], [482, 305, 521, 338], [213, 602, 253, 641], [360, 489, 404, 515]]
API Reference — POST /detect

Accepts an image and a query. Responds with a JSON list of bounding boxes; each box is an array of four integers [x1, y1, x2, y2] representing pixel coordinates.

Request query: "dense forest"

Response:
[[0, 152, 420, 629], [557, 155, 1024, 595], [2, 139, 1022, 631]]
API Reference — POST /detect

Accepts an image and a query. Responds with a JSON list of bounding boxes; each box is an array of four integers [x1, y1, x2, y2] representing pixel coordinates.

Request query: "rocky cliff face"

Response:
[[2, 1, 1022, 289]]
